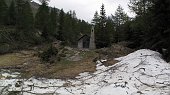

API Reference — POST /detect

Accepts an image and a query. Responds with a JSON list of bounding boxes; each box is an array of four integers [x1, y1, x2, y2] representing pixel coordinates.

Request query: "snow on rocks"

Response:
[[0, 49, 170, 95]]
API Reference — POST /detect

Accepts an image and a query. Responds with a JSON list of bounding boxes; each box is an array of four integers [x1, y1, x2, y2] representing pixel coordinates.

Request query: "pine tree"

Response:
[[0, 0, 8, 25], [35, 1, 50, 40], [5, 0, 17, 26], [16, 0, 25, 31], [23, 1, 34, 31], [95, 4, 111, 48], [58, 9, 64, 41], [91, 11, 100, 25], [113, 5, 129, 42], [129, 0, 152, 15], [148, 0, 170, 59], [49, 7, 58, 40], [114, 5, 129, 27], [106, 16, 116, 43]]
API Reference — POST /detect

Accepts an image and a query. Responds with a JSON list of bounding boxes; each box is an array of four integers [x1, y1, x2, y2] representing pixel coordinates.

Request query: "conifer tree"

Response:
[[91, 11, 100, 25], [114, 5, 129, 27], [95, 4, 111, 48], [23, 1, 34, 31], [49, 7, 58, 39], [16, 0, 25, 31], [0, 0, 8, 25], [5, 0, 17, 26], [148, 0, 170, 57], [113, 5, 129, 42], [58, 9, 64, 41], [35, 0, 50, 40], [129, 0, 152, 15]]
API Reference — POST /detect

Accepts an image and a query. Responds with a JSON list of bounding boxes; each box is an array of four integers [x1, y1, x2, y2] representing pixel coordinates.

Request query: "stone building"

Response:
[[78, 35, 90, 49], [77, 26, 96, 49]]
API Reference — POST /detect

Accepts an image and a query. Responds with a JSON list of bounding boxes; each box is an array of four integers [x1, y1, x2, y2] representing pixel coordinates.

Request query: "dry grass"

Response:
[[0, 52, 33, 67], [21, 50, 98, 79], [0, 48, 98, 79], [22, 58, 96, 79], [0, 45, 129, 79], [0, 54, 22, 67], [49, 59, 96, 79], [103, 59, 118, 66]]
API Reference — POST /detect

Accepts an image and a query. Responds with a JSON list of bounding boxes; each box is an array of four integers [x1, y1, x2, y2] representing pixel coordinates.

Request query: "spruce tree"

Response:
[[113, 5, 129, 42], [23, 1, 34, 31], [35, 1, 50, 40], [129, 0, 152, 15], [49, 7, 58, 40], [0, 0, 8, 25], [91, 11, 100, 25], [16, 0, 25, 31], [5, 0, 17, 26], [149, 0, 170, 59], [96, 4, 111, 48], [106, 17, 116, 43], [114, 5, 129, 27], [58, 9, 64, 41]]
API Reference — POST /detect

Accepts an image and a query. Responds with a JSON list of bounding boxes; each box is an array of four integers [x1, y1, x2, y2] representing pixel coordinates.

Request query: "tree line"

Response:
[[0, 0, 170, 61], [91, 4, 130, 48], [92, 0, 170, 61], [0, 0, 90, 54], [127, 0, 170, 61]]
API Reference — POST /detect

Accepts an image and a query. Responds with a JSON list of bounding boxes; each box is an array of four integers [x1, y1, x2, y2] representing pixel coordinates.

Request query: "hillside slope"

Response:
[[5, 0, 39, 14]]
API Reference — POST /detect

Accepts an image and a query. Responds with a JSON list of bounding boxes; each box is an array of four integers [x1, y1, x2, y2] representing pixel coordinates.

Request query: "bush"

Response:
[[39, 45, 58, 63], [0, 43, 11, 54]]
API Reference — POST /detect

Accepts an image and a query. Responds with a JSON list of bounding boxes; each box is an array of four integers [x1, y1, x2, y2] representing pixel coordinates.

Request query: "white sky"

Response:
[[33, 0, 135, 22]]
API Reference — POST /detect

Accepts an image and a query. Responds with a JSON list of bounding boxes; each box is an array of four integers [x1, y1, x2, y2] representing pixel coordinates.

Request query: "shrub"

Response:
[[0, 43, 11, 54], [39, 45, 58, 63]]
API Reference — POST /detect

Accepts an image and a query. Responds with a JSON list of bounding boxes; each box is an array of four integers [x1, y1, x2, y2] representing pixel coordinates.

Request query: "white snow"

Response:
[[0, 49, 170, 95]]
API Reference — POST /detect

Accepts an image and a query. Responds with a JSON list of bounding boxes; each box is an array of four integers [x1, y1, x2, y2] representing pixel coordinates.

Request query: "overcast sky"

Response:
[[33, 0, 135, 22]]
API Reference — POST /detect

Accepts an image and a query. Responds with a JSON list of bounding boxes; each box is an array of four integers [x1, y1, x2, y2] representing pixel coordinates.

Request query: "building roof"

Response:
[[78, 34, 89, 41]]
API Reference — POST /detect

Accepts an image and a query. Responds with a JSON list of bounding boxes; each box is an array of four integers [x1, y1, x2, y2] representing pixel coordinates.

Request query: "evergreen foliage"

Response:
[[93, 4, 112, 48], [112, 5, 130, 42], [91, 11, 100, 25], [129, 0, 152, 15], [23, 1, 34, 31], [58, 9, 64, 41], [39, 44, 58, 63], [126, 0, 170, 61], [0, 0, 8, 25], [0, 0, 170, 62], [0, 0, 90, 54], [148, 0, 170, 60], [47, 7, 58, 41], [35, 1, 50, 40], [5, 0, 17, 26], [15, 0, 25, 31]]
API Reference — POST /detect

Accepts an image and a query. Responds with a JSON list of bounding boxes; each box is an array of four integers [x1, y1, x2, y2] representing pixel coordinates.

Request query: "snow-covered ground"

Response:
[[0, 49, 170, 95]]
